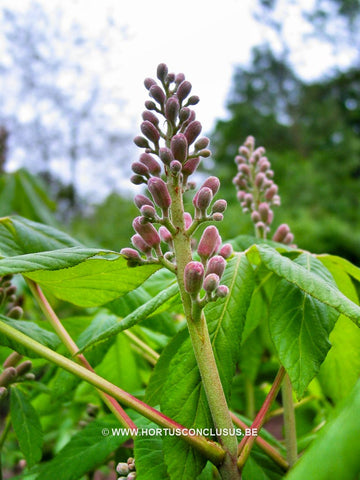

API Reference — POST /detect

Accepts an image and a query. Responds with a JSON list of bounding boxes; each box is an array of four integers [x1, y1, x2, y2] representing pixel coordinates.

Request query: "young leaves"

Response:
[[11, 387, 43, 468]]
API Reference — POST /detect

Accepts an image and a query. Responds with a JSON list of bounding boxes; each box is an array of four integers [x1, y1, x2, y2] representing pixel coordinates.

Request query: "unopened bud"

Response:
[[239, 146, 250, 158], [15, 360, 33, 377], [184, 212, 192, 229], [7, 306, 23, 319], [182, 157, 200, 176], [213, 213, 223, 221], [259, 158, 271, 172], [165, 97, 180, 124], [184, 121, 202, 145], [215, 285, 229, 298], [144, 78, 157, 90], [212, 199, 227, 214], [147, 178, 171, 212], [145, 100, 157, 110], [157, 63, 168, 82], [149, 85, 166, 106], [127, 473, 136, 480], [131, 234, 152, 255], [177, 80, 192, 102], [134, 136, 150, 148], [142, 110, 159, 125], [3, 352, 23, 368], [283, 233, 295, 245], [140, 205, 157, 220], [24, 373, 36, 381], [134, 194, 154, 210], [171, 134, 188, 163], [244, 136, 255, 150], [206, 255, 226, 278], [255, 172, 266, 188], [197, 226, 221, 260], [235, 155, 246, 165], [194, 137, 210, 150], [130, 175, 146, 185], [202, 176, 220, 196], [175, 73, 185, 85], [256, 221, 266, 234], [140, 121, 160, 144], [198, 149, 211, 158], [203, 273, 220, 293], [187, 95, 200, 105], [258, 203, 270, 223], [139, 153, 161, 176], [159, 226, 172, 243], [179, 107, 191, 122], [272, 195, 281, 206], [132, 218, 161, 248], [167, 72, 175, 83], [170, 160, 182, 175], [159, 147, 174, 165], [184, 261, 204, 296], [0, 387, 7, 399], [121, 248, 143, 262], [132, 162, 149, 177], [251, 211, 261, 223], [219, 243, 233, 259], [0, 367, 17, 387], [116, 463, 130, 476], [195, 187, 213, 213]]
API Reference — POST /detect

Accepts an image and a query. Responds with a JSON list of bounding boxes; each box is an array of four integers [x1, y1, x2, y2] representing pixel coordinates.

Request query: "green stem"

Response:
[[0, 415, 11, 451], [244, 377, 255, 420], [168, 181, 241, 479], [123, 330, 159, 365], [0, 319, 225, 466], [26, 280, 137, 432], [237, 366, 285, 469], [282, 373, 298, 466], [230, 412, 289, 471]]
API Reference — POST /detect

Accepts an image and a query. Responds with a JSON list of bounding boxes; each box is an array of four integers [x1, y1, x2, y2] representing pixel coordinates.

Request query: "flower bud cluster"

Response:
[[233, 136, 295, 245], [116, 457, 136, 480], [122, 65, 230, 288], [0, 353, 34, 399], [0, 275, 24, 319], [184, 226, 233, 303]]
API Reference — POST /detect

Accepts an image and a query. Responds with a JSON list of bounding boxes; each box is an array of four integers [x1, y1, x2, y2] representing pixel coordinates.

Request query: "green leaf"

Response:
[[25, 256, 162, 307], [0, 315, 60, 358], [161, 254, 255, 479], [318, 254, 360, 283], [318, 255, 360, 403], [79, 282, 179, 351], [35, 415, 129, 480], [269, 254, 339, 397], [0, 216, 81, 257], [247, 244, 360, 325], [286, 378, 360, 480], [11, 387, 43, 467], [134, 417, 170, 480]]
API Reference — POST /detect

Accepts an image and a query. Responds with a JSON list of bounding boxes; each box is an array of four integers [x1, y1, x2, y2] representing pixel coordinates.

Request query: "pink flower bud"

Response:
[[147, 177, 171, 211], [264, 184, 278, 201], [142, 110, 159, 125], [184, 212, 192, 229], [131, 234, 152, 255], [219, 244, 233, 260], [170, 160, 182, 175], [149, 84, 166, 105], [251, 211, 261, 223], [134, 136, 150, 148], [175, 73, 185, 85], [239, 146, 250, 158], [197, 226, 221, 260], [184, 121, 202, 145], [120, 247, 143, 262], [272, 224, 290, 243], [237, 191, 246, 201], [256, 221, 266, 235], [0, 367, 17, 387], [184, 261, 204, 296], [132, 217, 160, 248], [187, 95, 200, 105], [194, 137, 210, 150], [159, 226, 172, 243], [130, 175, 146, 185], [216, 285, 229, 298], [179, 107, 191, 122], [198, 149, 211, 158], [145, 100, 157, 110], [259, 158, 271, 172], [141, 121, 160, 144], [244, 193, 253, 206], [202, 176, 220, 196], [272, 195, 281, 206], [157, 63, 168, 82], [171, 134, 188, 163], [182, 110, 196, 128], [283, 233, 295, 245], [235, 155, 246, 165], [139, 153, 161, 176], [167, 72, 175, 83], [239, 164, 251, 176], [213, 213, 223, 221], [203, 273, 220, 293], [134, 194, 154, 210], [255, 172, 266, 188], [258, 202, 270, 223], [244, 136, 255, 150], [195, 187, 213, 213], [132, 162, 149, 177], [165, 97, 180, 123], [206, 255, 226, 278], [177, 80, 192, 102], [140, 204, 156, 220], [159, 147, 174, 165], [144, 78, 157, 90], [182, 157, 200, 176]]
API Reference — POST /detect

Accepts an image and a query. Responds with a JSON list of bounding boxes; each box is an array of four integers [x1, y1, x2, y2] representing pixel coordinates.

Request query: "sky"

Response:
[[1, 0, 358, 199]]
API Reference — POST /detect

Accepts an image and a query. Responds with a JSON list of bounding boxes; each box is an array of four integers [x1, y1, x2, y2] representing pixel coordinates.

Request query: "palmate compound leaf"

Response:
[[151, 254, 255, 480], [269, 253, 339, 397]]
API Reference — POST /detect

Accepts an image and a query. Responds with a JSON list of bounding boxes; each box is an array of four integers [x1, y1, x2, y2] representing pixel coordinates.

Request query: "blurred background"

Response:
[[0, 0, 359, 263]]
